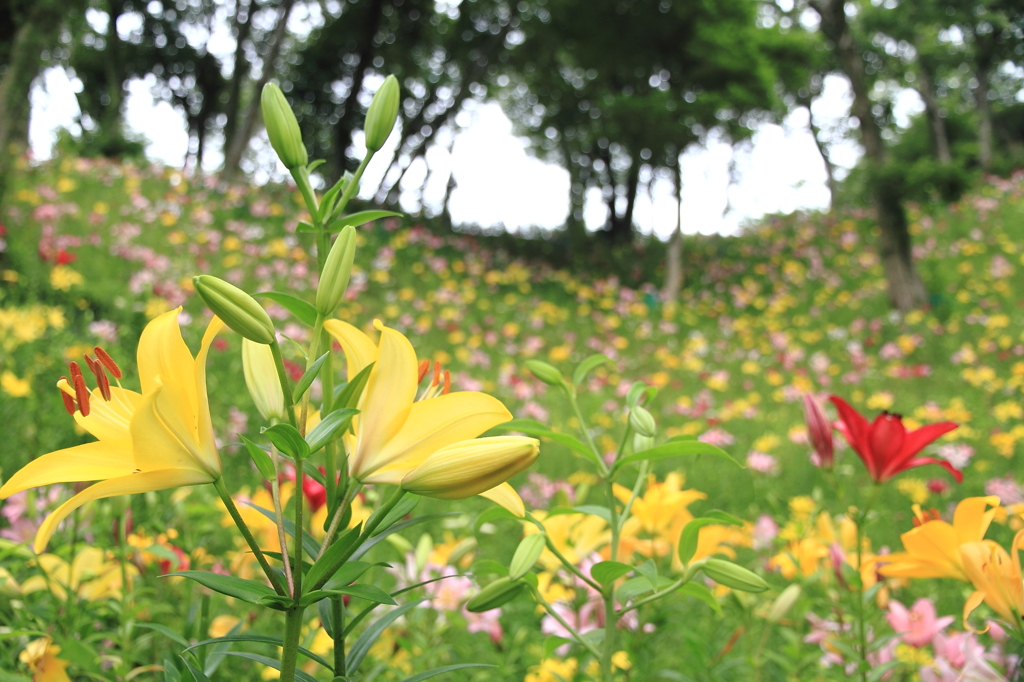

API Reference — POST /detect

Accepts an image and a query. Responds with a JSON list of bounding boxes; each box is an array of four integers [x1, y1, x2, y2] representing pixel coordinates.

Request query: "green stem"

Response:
[[279, 606, 307, 682], [617, 461, 649, 535], [214, 478, 287, 595], [565, 389, 608, 476], [602, 479, 620, 682], [270, 340, 298, 429], [329, 154, 372, 224], [293, 463, 304, 599], [852, 485, 882, 682], [530, 586, 602, 659], [298, 313, 326, 438], [290, 166, 320, 227], [321, 333, 337, 509], [318, 479, 362, 560], [616, 578, 686, 617], [198, 594, 210, 670], [333, 596, 345, 676], [269, 440, 295, 595]]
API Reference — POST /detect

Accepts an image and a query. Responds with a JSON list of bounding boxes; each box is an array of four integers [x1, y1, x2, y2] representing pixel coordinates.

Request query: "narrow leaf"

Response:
[[314, 584, 396, 605], [219, 653, 319, 682], [245, 503, 320, 557], [162, 571, 277, 606], [179, 655, 211, 682], [327, 210, 403, 233], [590, 561, 633, 586], [292, 353, 329, 403], [347, 600, 425, 673], [369, 494, 421, 534], [253, 292, 317, 326], [240, 436, 276, 480], [352, 514, 457, 561], [572, 354, 615, 386], [614, 440, 739, 472], [135, 623, 189, 649], [305, 409, 358, 453], [399, 664, 495, 682], [677, 518, 721, 566], [678, 583, 722, 615], [263, 424, 310, 460], [306, 525, 362, 588], [333, 362, 374, 412], [490, 419, 600, 467]]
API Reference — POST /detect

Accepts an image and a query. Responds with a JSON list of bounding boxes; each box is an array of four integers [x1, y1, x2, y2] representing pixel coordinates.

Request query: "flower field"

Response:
[[3, 153, 1024, 681]]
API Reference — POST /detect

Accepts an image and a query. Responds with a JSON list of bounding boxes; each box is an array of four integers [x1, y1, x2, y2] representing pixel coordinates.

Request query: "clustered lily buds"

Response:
[[364, 75, 400, 153], [316, 226, 357, 316], [193, 275, 276, 345], [242, 339, 286, 421], [261, 82, 308, 170]]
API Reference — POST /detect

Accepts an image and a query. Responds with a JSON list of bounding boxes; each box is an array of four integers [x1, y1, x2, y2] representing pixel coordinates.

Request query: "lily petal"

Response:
[[479, 482, 526, 518], [137, 308, 197, 409], [194, 316, 225, 473], [350, 321, 417, 479], [34, 468, 213, 553], [963, 590, 988, 633], [954, 496, 1001, 545], [131, 388, 217, 476], [367, 392, 512, 482], [74, 387, 143, 441], [324, 319, 378, 380], [0, 441, 135, 498]]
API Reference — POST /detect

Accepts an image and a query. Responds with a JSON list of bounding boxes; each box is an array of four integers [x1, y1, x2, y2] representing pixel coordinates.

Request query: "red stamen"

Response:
[[418, 359, 431, 383], [431, 361, 441, 387], [69, 362, 91, 416], [83, 355, 98, 375], [442, 370, 451, 395], [58, 377, 76, 415], [95, 363, 112, 401], [94, 346, 122, 379]]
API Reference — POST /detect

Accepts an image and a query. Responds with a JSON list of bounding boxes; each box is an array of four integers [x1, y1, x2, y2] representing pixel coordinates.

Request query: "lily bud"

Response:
[[242, 339, 286, 420], [400, 436, 540, 499], [364, 75, 400, 153], [524, 360, 565, 387], [465, 576, 528, 613], [629, 405, 657, 437], [509, 532, 546, 580], [261, 82, 307, 169], [632, 433, 655, 454], [765, 584, 801, 622], [702, 559, 769, 593], [193, 275, 276, 345], [315, 225, 356, 315], [803, 393, 834, 469]]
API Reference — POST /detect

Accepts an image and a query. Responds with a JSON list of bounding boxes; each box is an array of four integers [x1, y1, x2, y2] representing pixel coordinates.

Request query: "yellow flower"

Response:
[[525, 657, 578, 682], [19, 638, 71, 682], [325, 319, 536, 515], [209, 615, 242, 638], [1, 370, 31, 397], [961, 531, 1024, 632], [0, 308, 224, 552], [527, 511, 610, 570], [880, 496, 1001, 582], [21, 547, 136, 602], [49, 266, 83, 292], [768, 538, 830, 580]]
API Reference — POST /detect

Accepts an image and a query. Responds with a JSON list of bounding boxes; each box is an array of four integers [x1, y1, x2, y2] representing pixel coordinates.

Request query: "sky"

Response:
[[26, 44, 926, 238]]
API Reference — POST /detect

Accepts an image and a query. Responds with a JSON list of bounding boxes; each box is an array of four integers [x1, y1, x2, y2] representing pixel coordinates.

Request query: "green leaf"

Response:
[[572, 354, 615, 386], [253, 292, 317, 326], [292, 352, 329, 403], [263, 423, 311, 460], [470, 559, 508, 580], [306, 584, 396, 607], [163, 571, 280, 606], [327, 210, 403, 233], [307, 159, 326, 174], [490, 419, 601, 468], [318, 599, 336, 638], [373, 494, 421, 532], [590, 561, 633, 586], [398, 664, 495, 682], [333, 362, 375, 412], [322, 560, 376, 590], [704, 510, 744, 526], [136, 622, 190, 649], [570, 505, 612, 523], [305, 525, 362, 588], [164, 656, 182, 682], [305, 408, 358, 453], [474, 506, 520, 533], [677, 518, 724, 566], [678, 582, 722, 615], [544, 636, 572, 659], [352, 514, 457, 561], [614, 440, 739, 473], [219, 652, 319, 682], [615, 575, 674, 604], [185, 636, 334, 672], [626, 381, 657, 408], [347, 599, 425, 673], [635, 559, 659, 590], [179, 655, 211, 682], [240, 435, 276, 480]]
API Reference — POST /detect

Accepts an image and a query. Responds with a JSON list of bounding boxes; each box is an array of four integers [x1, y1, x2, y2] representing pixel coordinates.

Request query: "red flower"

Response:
[[829, 396, 960, 484]]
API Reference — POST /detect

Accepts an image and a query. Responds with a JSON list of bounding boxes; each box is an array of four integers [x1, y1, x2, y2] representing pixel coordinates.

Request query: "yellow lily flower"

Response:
[[19, 637, 71, 682], [0, 308, 223, 552], [879, 496, 1001, 582], [960, 530, 1024, 632], [325, 319, 537, 515], [20, 547, 136, 602]]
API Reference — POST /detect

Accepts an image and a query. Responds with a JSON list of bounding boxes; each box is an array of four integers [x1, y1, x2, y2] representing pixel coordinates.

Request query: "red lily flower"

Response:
[[829, 396, 961, 484]]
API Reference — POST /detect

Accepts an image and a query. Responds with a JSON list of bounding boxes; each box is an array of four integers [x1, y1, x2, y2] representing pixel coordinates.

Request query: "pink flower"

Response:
[[886, 598, 953, 647], [463, 606, 503, 644], [751, 515, 778, 551], [698, 427, 734, 447], [746, 451, 779, 476]]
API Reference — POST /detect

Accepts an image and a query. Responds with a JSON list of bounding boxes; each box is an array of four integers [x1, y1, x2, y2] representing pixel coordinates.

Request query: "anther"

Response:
[[69, 361, 91, 416], [84, 353, 112, 401], [442, 370, 451, 395], [417, 359, 431, 383], [57, 377, 76, 415], [431, 361, 441, 387], [94, 346, 123, 379]]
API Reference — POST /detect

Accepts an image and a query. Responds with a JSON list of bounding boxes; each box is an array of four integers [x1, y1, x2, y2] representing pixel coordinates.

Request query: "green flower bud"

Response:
[[632, 433, 655, 454], [524, 360, 565, 387], [261, 82, 307, 169], [766, 584, 801, 622], [242, 339, 286, 420], [509, 532, 546, 580], [193, 275, 276, 345], [364, 75, 400, 153], [702, 559, 769, 593], [629, 405, 657, 437], [315, 225, 356, 315], [465, 576, 528, 613]]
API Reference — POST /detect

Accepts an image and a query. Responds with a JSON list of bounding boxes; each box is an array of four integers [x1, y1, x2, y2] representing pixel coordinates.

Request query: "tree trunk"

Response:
[[330, 0, 385, 176], [99, 0, 125, 148], [604, 155, 638, 243], [916, 60, 951, 164], [221, 0, 253, 156], [811, 0, 926, 311], [662, 168, 684, 301], [221, 0, 295, 181], [974, 64, 992, 171], [801, 96, 838, 209]]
